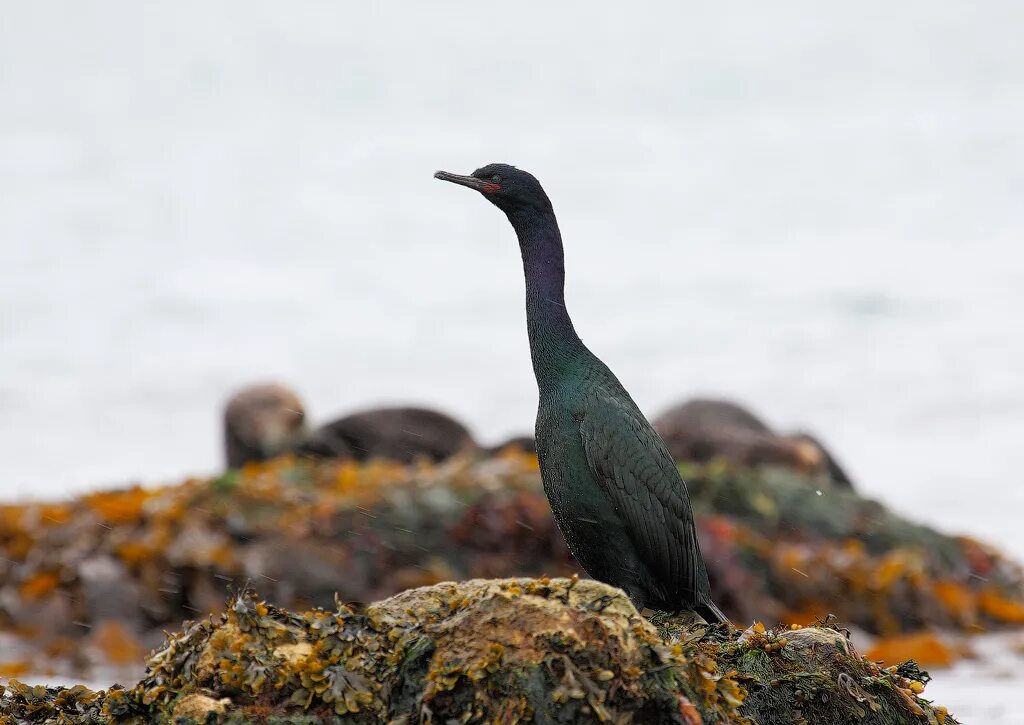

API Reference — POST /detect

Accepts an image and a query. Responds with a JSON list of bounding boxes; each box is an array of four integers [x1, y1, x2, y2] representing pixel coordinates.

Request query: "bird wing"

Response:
[[579, 391, 706, 604]]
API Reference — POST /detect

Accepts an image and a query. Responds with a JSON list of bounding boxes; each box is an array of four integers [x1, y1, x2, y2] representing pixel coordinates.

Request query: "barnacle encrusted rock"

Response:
[[0, 578, 956, 724]]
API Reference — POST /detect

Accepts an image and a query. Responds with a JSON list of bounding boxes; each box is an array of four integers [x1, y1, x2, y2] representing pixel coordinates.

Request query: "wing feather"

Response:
[[579, 391, 705, 604]]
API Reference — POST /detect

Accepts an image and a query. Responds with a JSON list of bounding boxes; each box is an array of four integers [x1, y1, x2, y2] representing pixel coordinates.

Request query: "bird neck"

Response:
[[507, 206, 587, 384]]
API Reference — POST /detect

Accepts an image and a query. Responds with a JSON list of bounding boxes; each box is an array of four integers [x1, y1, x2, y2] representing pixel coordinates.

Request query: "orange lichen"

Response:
[[874, 550, 925, 589], [0, 505, 26, 532], [36, 504, 73, 526], [978, 588, 1024, 623], [334, 461, 361, 493], [865, 631, 954, 668], [18, 571, 61, 601], [207, 544, 237, 569], [844, 538, 867, 556], [779, 601, 831, 627], [115, 541, 158, 567], [91, 621, 145, 666], [0, 661, 31, 678], [2, 534, 32, 560], [494, 447, 540, 471], [932, 581, 977, 623], [84, 487, 152, 525]]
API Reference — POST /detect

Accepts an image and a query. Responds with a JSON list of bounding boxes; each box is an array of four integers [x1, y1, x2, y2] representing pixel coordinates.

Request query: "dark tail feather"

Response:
[[695, 598, 730, 625]]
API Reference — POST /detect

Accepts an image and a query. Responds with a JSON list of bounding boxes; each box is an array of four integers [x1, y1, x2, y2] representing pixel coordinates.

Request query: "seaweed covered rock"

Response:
[[0, 578, 956, 724], [1, 454, 1022, 680]]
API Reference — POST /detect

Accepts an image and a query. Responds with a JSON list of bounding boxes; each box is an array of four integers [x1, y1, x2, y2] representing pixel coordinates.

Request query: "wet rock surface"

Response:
[[0, 578, 956, 724]]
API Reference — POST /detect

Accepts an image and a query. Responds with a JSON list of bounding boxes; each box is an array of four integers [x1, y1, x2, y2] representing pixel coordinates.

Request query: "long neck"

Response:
[[507, 206, 587, 384]]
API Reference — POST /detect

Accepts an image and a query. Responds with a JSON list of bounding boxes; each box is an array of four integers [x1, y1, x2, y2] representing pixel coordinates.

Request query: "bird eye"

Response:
[[491, 175, 501, 183]]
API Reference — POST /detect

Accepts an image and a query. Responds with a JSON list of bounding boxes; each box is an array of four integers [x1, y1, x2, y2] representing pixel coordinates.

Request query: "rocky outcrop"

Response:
[[298, 406, 477, 464], [1, 455, 1021, 681], [0, 578, 956, 724], [653, 398, 855, 488], [224, 383, 478, 466], [223, 383, 308, 469]]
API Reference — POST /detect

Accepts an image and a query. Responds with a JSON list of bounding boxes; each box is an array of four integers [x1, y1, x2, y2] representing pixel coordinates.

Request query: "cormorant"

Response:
[[435, 164, 727, 623]]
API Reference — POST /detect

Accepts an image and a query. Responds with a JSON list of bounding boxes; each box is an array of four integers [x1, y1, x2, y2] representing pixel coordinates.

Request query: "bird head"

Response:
[[434, 163, 552, 215]]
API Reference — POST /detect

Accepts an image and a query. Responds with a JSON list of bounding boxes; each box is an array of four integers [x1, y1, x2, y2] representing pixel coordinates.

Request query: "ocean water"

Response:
[[2, 5, 1022, 559]]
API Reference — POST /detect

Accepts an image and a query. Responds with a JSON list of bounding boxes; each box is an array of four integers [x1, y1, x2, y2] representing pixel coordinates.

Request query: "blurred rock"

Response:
[[241, 538, 352, 608], [0, 587, 72, 638], [653, 397, 855, 488], [224, 382, 480, 466], [78, 556, 142, 630], [299, 406, 476, 464], [792, 429, 856, 488], [486, 434, 537, 454], [223, 383, 307, 468]]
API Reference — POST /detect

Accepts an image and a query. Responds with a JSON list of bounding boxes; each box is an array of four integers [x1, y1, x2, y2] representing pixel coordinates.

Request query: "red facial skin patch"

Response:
[[482, 183, 501, 193]]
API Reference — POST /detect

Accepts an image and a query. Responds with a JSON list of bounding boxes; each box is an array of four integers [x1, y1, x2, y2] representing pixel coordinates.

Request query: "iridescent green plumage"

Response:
[[436, 164, 726, 623]]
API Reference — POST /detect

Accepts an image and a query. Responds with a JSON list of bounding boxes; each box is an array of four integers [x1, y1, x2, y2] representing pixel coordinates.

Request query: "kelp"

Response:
[[0, 578, 956, 724], [0, 453, 1021, 680]]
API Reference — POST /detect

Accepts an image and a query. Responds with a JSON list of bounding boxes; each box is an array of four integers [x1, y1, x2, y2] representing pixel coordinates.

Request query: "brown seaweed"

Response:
[[0, 578, 956, 724]]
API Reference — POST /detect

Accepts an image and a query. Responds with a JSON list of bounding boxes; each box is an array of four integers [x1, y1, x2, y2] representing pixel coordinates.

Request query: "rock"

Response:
[[224, 384, 478, 467], [658, 398, 773, 434], [299, 406, 476, 464], [792, 429, 856, 488], [223, 383, 307, 468], [486, 434, 537, 454], [653, 397, 855, 488], [171, 692, 229, 720], [0, 579, 956, 724], [241, 539, 353, 608], [0, 588, 72, 637], [653, 398, 812, 470], [78, 556, 142, 630], [184, 571, 228, 617]]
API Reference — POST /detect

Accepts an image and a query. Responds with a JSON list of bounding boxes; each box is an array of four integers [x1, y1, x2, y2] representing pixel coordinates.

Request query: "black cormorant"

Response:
[[435, 164, 727, 623]]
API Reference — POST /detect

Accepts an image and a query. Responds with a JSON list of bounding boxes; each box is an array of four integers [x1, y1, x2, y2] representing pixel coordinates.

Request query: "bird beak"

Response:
[[434, 170, 491, 192]]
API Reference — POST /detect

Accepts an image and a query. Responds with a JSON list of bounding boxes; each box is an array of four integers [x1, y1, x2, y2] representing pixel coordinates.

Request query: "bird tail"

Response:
[[695, 597, 730, 626]]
